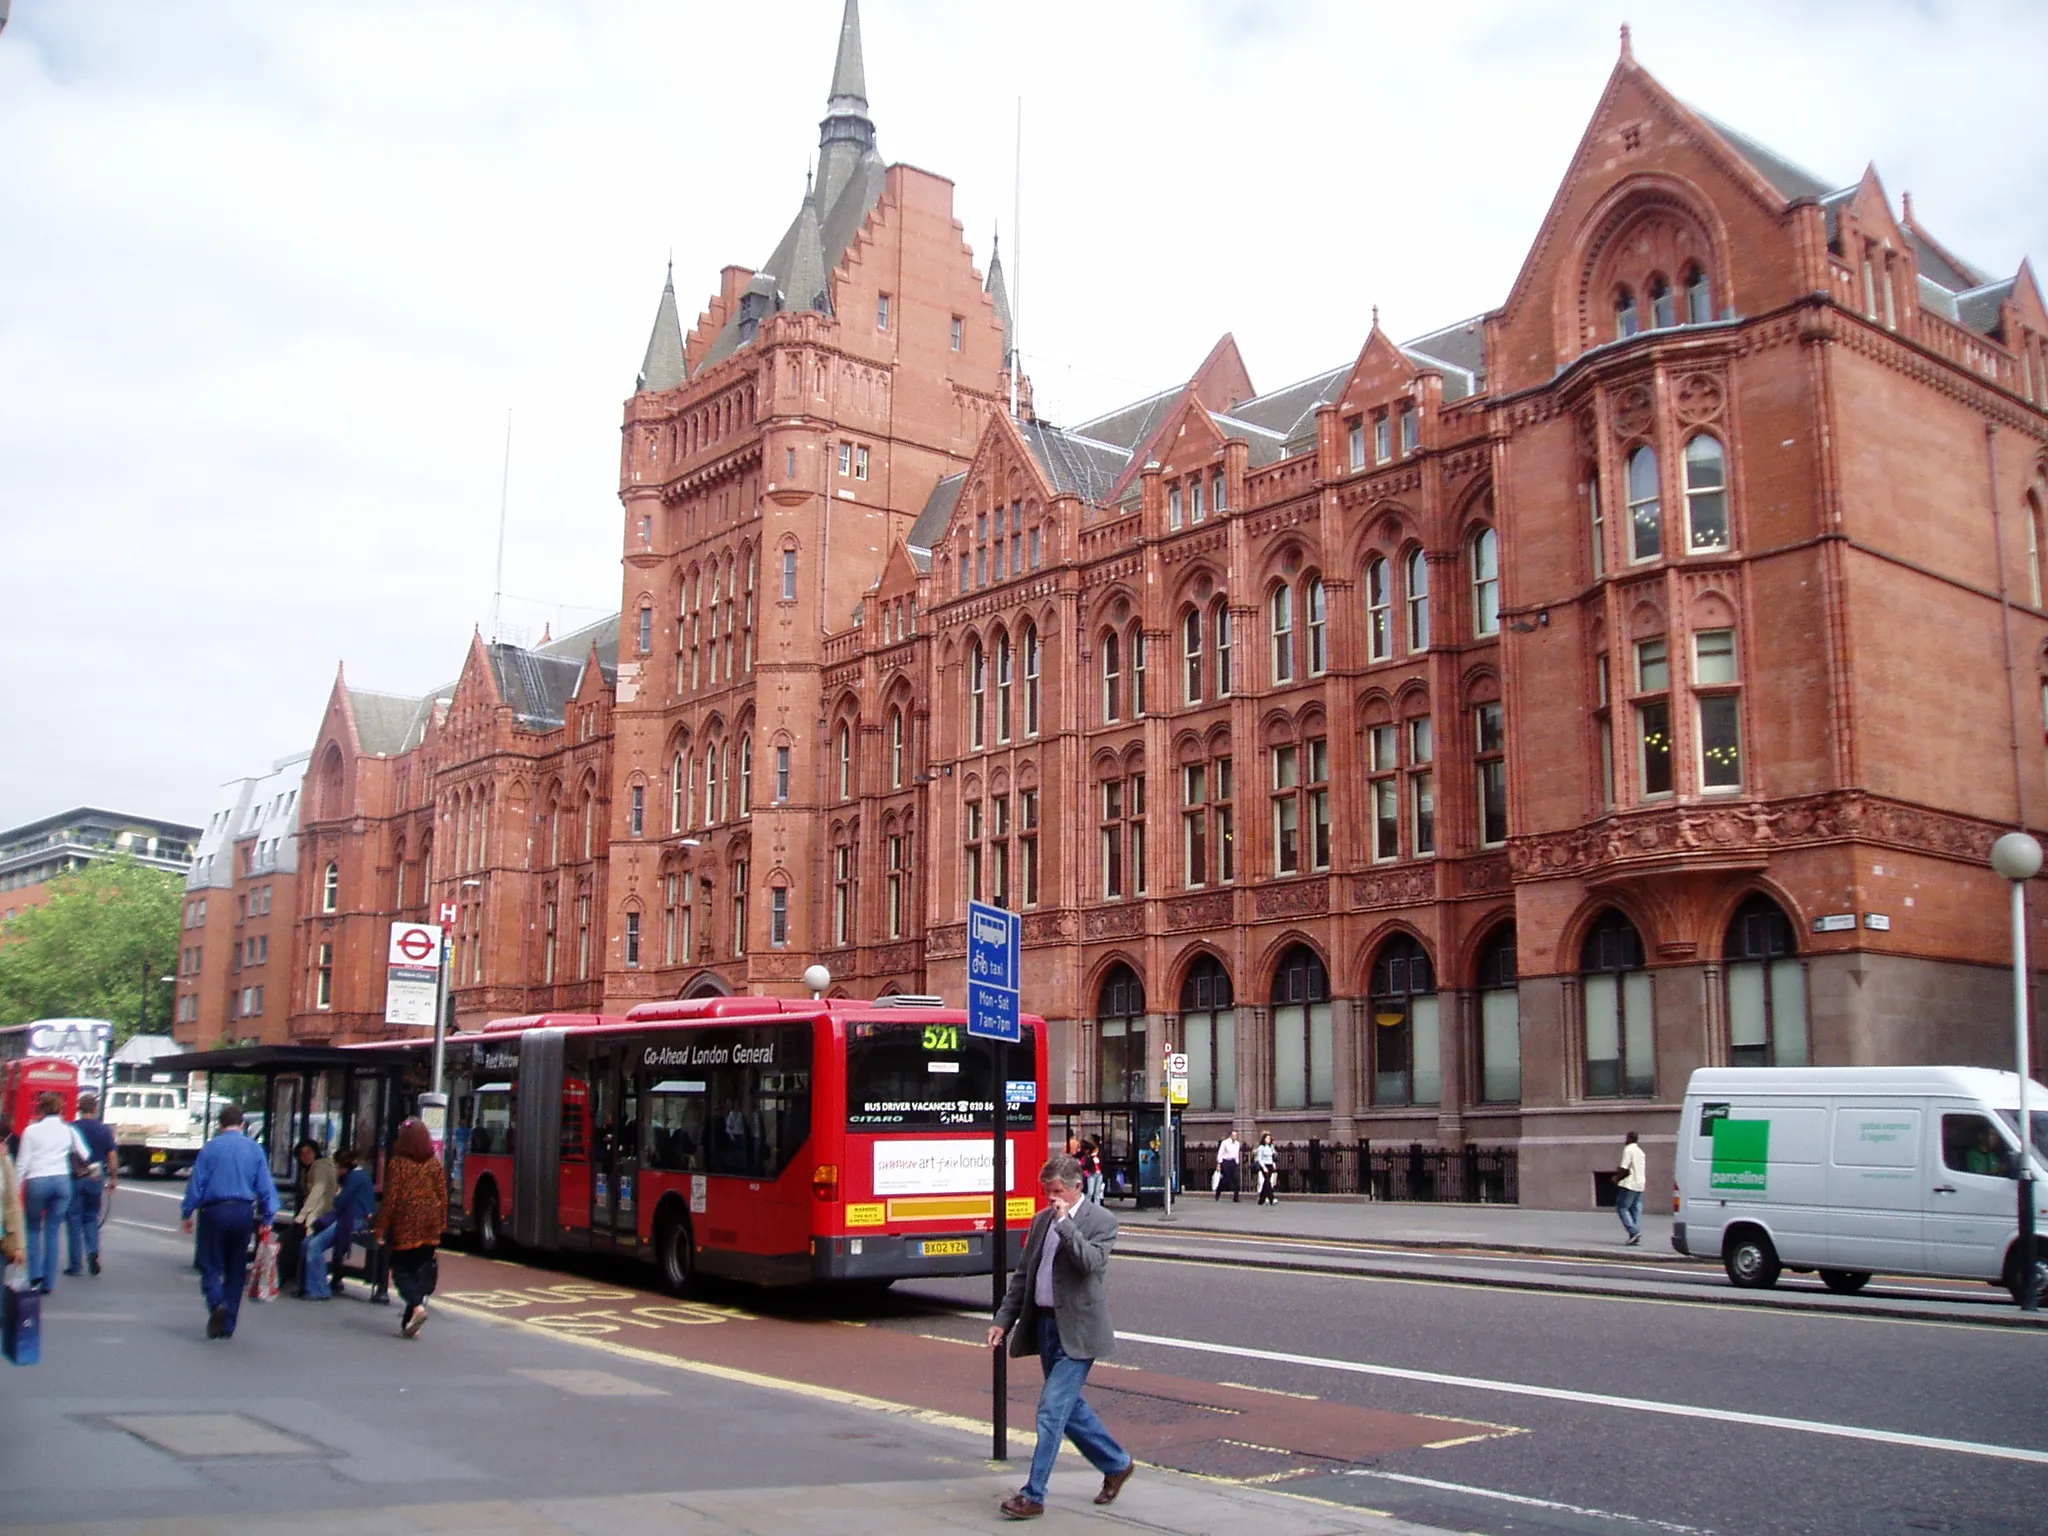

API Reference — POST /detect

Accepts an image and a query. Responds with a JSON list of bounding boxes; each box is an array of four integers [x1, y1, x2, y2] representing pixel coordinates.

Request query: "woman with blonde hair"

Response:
[[373, 1119, 447, 1339]]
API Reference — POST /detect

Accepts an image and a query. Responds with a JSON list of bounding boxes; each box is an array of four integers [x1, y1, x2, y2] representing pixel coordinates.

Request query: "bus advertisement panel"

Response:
[[444, 996, 1047, 1293]]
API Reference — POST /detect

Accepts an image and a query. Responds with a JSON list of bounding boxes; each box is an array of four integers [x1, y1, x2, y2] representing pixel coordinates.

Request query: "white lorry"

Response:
[[103, 1081, 204, 1177], [1673, 1065, 2048, 1304]]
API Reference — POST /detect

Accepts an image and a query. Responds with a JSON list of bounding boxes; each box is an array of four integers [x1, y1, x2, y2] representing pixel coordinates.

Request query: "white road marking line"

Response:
[[1125, 1232, 1991, 1299], [117, 1184, 187, 1201], [1117, 1252, 2009, 1334], [1115, 1330, 2048, 1466], [1342, 1469, 1711, 1534]]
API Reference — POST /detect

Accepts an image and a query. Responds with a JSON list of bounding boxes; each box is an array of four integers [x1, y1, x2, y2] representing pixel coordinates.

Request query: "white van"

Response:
[[1673, 1066, 2048, 1304]]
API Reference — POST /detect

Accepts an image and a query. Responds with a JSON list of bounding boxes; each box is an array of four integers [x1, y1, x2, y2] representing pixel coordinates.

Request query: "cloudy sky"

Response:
[[3, 0, 2044, 832]]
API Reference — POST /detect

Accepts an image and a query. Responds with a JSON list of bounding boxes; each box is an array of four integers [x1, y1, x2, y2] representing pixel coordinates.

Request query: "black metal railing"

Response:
[[1175, 1139, 1518, 1204]]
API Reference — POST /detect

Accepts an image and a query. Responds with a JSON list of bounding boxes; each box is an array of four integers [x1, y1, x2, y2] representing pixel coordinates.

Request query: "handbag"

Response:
[[247, 1229, 281, 1303], [3, 1264, 40, 1366]]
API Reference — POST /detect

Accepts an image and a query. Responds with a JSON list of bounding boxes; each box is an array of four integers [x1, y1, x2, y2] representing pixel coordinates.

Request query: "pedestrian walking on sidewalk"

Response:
[[1214, 1130, 1243, 1201], [1253, 1133, 1279, 1205], [1079, 1138, 1104, 1205], [1615, 1131, 1647, 1245], [987, 1153, 1135, 1521], [65, 1095, 117, 1279], [375, 1119, 446, 1339], [179, 1105, 279, 1339], [15, 1093, 78, 1294]]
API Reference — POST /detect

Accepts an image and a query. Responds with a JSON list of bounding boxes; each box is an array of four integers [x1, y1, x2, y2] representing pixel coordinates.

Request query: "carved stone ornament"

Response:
[[1081, 905, 1145, 940], [1254, 878, 1329, 919], [1349, 865, 1436, 909], [1507, 789, 2009, 880], [1612, 384, 1654, 441], [1022, 909, 1078, 945], [1165, 891, 1233, 932], [926, 923, 967, 959], [1460, 858, 1511, 894], [1674, 373, 1725, 427]]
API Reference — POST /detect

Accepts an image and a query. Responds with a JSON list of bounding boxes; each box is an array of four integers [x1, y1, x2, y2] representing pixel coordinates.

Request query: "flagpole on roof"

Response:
[[489, 409, 511, 644], [1011, 95, 1022, 422]]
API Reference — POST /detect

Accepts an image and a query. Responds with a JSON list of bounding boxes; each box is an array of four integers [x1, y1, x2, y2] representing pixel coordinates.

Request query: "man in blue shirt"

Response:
[[64, 1093, 119, 1277], [179, 1105, 279, 1339]]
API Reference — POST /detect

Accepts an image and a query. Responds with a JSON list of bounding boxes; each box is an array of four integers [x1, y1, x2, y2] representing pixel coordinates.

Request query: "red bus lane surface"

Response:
[[432, 1251, 1517, 1485]]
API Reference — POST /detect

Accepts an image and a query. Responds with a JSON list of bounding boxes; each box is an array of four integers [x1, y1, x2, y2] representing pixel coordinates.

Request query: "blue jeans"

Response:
[[22, 1176, 72, 1289], [196, 1202, 255, 1335], [65, 1175, 104, 1270], [1023, 1313, 1130, 1502], [301, 1216, 342, 1298], [1617, 1187, 1643, 1238]]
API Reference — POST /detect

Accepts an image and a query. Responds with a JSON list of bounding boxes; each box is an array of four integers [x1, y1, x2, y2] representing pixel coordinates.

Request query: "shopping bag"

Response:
[[1210, 1168, 1222, 1193], [3, 1266, 41, 1365], [247, 1229, 280, 1303]]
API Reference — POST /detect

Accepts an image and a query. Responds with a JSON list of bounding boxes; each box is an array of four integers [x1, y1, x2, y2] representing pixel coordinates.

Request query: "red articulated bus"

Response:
[[444, 995, 1047, 1291]]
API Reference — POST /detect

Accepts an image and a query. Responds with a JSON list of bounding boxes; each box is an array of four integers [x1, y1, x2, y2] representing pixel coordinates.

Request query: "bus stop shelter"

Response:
[[151, 1042, 428, 1190]]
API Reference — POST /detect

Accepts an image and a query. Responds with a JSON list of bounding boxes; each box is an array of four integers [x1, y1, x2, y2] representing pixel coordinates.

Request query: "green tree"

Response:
[[0, 855, 183, 1040]]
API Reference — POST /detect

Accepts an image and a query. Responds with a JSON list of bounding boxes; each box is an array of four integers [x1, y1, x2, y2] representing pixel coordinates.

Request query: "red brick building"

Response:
[[286, 12, 2048, 1206], [175, 762, 305, 1048]]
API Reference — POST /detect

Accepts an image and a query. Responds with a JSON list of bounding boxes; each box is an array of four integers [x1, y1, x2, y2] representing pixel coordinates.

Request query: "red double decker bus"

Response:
[[445, 995, 1047, 1291]]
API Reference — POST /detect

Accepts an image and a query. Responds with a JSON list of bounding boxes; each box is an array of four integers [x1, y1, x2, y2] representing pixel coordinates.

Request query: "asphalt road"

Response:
[[885, 1243, 2048, 1536], [94, 1183, 2048, 1535]]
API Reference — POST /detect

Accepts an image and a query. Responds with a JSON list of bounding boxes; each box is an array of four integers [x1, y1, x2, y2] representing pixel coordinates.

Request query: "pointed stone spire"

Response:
[[786, 169, 831, 315], [828, 0, 866, 112], [636, 260, 687, 393], [985, 227, 1013, 365], [816, 0, 875, 212]]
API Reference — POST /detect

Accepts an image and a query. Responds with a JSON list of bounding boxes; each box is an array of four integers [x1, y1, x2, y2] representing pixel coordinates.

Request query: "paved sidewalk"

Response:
[[1120, 1195, 1679, 1261], [3, 1470, 1451, 1536]]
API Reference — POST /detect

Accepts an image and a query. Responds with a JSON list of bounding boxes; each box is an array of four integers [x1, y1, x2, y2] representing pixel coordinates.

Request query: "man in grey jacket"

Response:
[[986, 1153, 1135, 1520]]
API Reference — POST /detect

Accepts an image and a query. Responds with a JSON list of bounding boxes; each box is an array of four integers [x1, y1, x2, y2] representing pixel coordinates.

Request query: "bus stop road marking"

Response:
[[511, 1367, 669, 1397], [430, 1254, 1515, 1483]]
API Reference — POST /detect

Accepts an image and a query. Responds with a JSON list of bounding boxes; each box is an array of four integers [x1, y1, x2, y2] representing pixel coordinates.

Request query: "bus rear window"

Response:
[[845, 1020, 1037, 1131]]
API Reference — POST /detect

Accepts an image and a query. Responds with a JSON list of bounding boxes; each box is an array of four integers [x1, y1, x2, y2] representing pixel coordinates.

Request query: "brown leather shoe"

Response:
[[999, 1493, 1044, 1520], [1095, 1462, 1136, 1505]]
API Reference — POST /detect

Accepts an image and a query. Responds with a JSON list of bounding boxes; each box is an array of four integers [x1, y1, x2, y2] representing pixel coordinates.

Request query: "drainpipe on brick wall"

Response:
[[1987, 423, 2031, 829]]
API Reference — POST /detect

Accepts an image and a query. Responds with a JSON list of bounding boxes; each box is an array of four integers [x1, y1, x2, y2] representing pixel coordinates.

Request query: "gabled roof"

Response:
[[908, 473, 965, 552], [1955, 278, 2017, 338], [346, 689, 431, 757], [1693, 113, 1836, 203], [1020, 421, 1130, 503], [1216, 366, 1347, 437], [486, 644, 586, 731], [1072, 386, 1179, 452]]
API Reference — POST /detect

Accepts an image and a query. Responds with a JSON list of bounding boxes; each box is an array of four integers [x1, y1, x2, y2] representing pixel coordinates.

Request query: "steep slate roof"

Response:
[[1904, 226, 1990, 296], [1071, 388, 1180, 453], [539, 612, 620, 672], [486, 644, 585, 730], [1955, 278, 2017, 337], [347, 689, 432, 757], [637, 264, 688, 392], [1695, 113, 1836, 202], [1020, 421, 1130, 503], [1220, 366, 1347, 437], [907, 473, 965, 552]]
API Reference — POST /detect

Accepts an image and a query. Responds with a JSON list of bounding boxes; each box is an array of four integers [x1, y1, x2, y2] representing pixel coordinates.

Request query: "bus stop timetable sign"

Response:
[[965, 900, 1021, 1043]]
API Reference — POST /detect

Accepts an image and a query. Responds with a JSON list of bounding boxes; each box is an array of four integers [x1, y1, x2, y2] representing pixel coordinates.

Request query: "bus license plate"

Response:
[[150, 1151, 166, 1164], [921, 1239, 970, 1257]]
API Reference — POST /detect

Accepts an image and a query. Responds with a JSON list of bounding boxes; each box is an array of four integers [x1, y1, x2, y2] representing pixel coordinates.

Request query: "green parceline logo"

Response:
[[1710, 1118, 1771, 1193]]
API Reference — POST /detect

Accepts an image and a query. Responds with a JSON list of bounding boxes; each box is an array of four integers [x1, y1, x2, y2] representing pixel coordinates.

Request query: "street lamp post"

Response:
[[1990, 831, 2042, 1311]]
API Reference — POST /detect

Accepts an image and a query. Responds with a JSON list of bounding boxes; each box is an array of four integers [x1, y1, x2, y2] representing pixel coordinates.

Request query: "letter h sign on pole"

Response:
[[966, 899, 1021, 1462]]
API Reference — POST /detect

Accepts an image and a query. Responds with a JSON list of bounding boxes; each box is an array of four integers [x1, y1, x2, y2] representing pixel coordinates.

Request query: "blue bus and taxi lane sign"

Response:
[[966, 900, 1022, 1043]]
